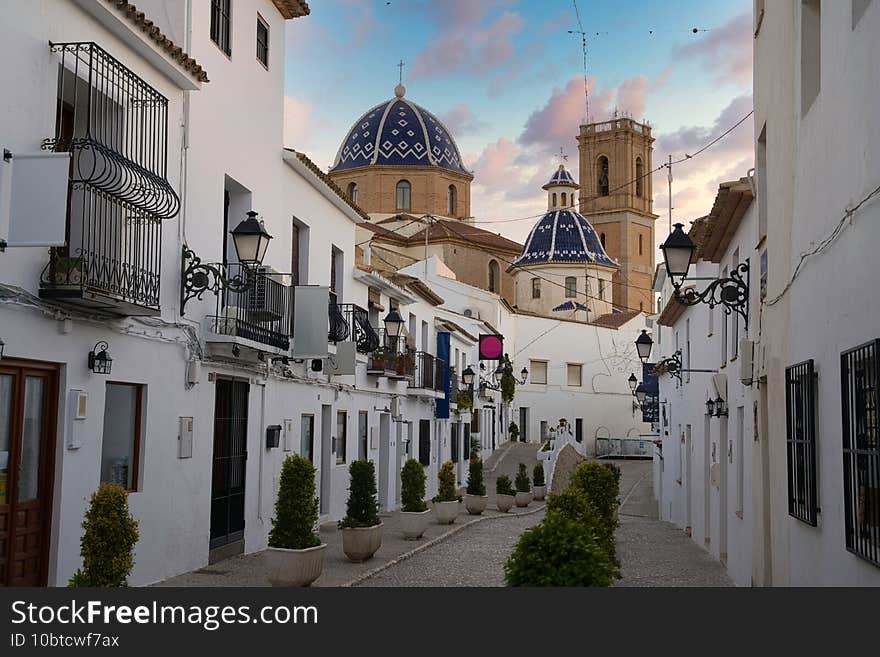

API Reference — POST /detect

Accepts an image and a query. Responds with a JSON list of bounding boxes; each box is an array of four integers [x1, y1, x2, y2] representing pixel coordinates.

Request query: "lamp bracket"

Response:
[[673, 261, 749, 328], [180, 245, 251, 315]]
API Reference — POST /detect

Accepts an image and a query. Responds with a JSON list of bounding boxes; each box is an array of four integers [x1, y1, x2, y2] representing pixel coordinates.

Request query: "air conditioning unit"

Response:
[[248, 265, 284, 322], [462, 307, 480, 320]]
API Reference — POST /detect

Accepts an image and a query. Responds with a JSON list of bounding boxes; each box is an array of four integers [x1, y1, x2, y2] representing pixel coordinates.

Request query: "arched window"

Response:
[[565, 277, 577, 298], [638, 233, 643, 256], [447, 185, 457, 216], [635, 157, 644, 198], [552, 192, 557, 208], [600, 233, 606, 248], [396, 180, 411, 211], [561, 192, 568, 207], [531, 278, 541, 299], [488, 260, 500, 293], [347, 182, 358, 204], [597, 156, 610, 196]]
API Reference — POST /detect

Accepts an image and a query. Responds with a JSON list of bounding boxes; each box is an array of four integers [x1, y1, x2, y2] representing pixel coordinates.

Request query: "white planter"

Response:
[[464, 494, 488, 515], [265, 544, 326, 587], [496, 493, 515, 513], [515, 491, 532, 508], [538, 450, 551, 461], [533, 485, 547, 501], [341, 523, 383, 562], [400, 510, 431, 540], [433, 500, 459, 524]]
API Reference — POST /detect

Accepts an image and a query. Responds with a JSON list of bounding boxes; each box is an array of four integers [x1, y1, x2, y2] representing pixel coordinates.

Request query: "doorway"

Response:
[[0, 360, 59, 586], [490, 408, 496, 450], [684, 425, 692, 536], [210, 378, 249, 560], [320, 405, 332, 515], [378, 414, 390, 510], [519, 407, 528, 443], [719, 418, 729, 564], [703, 417, 711, 547]]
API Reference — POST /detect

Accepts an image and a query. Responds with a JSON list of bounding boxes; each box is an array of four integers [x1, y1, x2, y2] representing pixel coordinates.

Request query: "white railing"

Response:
[[595, 437, 652, 459], [543, 429, 587, 491]]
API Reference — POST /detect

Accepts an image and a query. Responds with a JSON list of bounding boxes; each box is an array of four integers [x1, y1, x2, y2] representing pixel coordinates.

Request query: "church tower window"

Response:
[[597, 156, 610, 196], [636, 157, 644, 197], [347, 182, 358, 204], [600, 232, 606, 248], [447, 185, 457, 216], [565, 277, 577, 298], [552, 193, 557, 209], [488, 260, 500, 293], [561, 192, 568, 207], [531, 278, 541, 299], [396, 180, 411, 211], [639, 233, 643, 256]]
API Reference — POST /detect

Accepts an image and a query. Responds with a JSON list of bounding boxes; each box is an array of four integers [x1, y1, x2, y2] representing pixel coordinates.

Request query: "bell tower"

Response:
[[577, 117, 657, 314]]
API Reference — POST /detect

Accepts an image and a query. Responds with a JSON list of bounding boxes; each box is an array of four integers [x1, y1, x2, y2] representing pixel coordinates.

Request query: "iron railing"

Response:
[[411, 351, 446, 392], [785, 360, 819, 526], [595, 438, 652, 459], [335, 304, 381, 353], [39, 42, 178, 312], [207, 264, 292, 350], [841, 339, 880, 566], [328, 293, 348, 343], [367, 330, 413, 378]]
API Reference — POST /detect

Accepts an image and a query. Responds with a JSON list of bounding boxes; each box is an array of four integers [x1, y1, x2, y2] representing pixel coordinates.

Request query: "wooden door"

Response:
[[210, 378, 249, 551], [0, 361, 59, 587]]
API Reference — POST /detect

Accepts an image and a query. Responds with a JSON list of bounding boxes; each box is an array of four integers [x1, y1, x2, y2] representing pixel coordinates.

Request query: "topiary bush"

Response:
[[533, 463, 545, 487], [69, 483, 139, 587], [504, 511, 617, 587], [548, 488, 619, 575], [515, 463, 530, 493], [466, 458, 486, 496], [603, 462, 622, 489], [508, 421, 519, 441], [400, 459, 428, 512], [433, 461, 460, 502], [568, 461, 620, 530], [268, 454, 320, 550], [496, 474, 515, 496], [339, 460, 380, 529]]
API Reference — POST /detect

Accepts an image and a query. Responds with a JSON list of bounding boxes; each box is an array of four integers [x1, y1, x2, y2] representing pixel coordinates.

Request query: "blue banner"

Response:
[[642, 362, 659, 424], [436, 331, 451, 419]]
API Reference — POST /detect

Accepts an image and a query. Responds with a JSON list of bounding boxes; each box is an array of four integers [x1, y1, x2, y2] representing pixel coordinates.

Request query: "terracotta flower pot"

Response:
[[464, 494, 488, 515], [265, 544, 326, 587], [400, 510, 431, 540], [496, 493, 515, 513], [341, 523, 383, 562]]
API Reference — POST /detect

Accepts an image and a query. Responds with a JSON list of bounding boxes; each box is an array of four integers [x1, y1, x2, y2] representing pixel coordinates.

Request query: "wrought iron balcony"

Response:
[[410, 351, 446, 392], [206, 264, 292, 351], [333, 303, 381, 353], [368, 330, 413, 378]]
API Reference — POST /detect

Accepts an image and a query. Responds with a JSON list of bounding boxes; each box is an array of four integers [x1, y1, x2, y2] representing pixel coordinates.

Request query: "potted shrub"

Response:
[[400, 459, 430, 540], [265, 454, 325, 586], [69, 483, 139, 587], [508, 421, 520, 442], [464, 457, 488, 515], [339, 460, 382, 562], [495, 474, 516, 513], [533, 463, 547, 501], [432, 461, 460, 524], [514, 463, 532, 507]]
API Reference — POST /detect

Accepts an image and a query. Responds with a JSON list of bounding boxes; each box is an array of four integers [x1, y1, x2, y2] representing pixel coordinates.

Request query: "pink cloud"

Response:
[[283, 96, 313, 149], [674, 11, 753, 86], [437, 104, 489, 136]]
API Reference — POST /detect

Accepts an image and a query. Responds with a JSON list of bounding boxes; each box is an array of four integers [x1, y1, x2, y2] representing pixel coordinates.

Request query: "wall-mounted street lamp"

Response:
[[648, 349, 717, 383], [661, 223, 749, 328], [383, 309, 404, 347], [180, 211, 273, 315], [462, 365, 476, 387], [88, 341, 113, 374], [628, 373, 638, 393], [706, 395, 728, 418], [636, 330, 653, 364], [466, 356, 527, 392]]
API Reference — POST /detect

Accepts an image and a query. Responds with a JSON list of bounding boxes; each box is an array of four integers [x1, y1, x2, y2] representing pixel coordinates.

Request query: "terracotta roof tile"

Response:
[[287, 150, 370, 221], [271, 0, 310, 19], [591, 310, 642, 329]]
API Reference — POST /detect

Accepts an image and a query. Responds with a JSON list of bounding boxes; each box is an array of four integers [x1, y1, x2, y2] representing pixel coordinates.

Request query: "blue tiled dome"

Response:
[[515, 209, 618, 268], [543, 165, 578, 189], [331, 85, 469, 175]]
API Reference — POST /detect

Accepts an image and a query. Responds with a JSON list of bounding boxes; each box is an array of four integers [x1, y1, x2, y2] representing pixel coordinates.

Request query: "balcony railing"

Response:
[[411, 351, 446, 392], [333, 303, 381, 353], [367, 330, 414, 379], [207, 264, 292, 350]]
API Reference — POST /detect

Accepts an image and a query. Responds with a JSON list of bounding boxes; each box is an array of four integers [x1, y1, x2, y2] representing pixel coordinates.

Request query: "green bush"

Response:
[[69, 483, 139, 587], [466, 458, 486, 496], [568, 461, 620, 530], [603, 462, 622, 488], [268, 454, 320, 550], [339, 460, 380, 529], [400, 459, 428, 513], [504, 511, 617, 587], [496, 474, 515, 496], [508, 421, 519, 440], [541, 440, 552, 452], [533, 463, 545, 487], [456, 390, 473, 410], [433, 461, 460, 502], [548, 488, 618, 574], [514, 463, 530, 493]]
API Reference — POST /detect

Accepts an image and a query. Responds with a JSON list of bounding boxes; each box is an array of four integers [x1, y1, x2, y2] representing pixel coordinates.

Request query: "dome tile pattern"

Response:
[[332, 92, 469, 175], [515, 210, 618, 268], [543, 165, 579, 189]]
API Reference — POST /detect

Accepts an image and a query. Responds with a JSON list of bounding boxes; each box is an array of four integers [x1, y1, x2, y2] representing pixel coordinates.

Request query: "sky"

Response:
[[282, 0, 754, 250]]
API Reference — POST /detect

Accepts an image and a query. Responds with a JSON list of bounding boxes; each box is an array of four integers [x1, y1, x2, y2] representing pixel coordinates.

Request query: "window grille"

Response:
[[785, 360, 819, 526]]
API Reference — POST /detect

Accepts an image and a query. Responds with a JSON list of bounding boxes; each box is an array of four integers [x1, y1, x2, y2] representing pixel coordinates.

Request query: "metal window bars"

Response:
[[785, 359, 819, 526], [841, 339, 880, 566]]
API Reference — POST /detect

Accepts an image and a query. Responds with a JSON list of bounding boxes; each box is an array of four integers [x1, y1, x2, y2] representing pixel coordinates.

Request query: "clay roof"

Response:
[[271, 0, 311, 19], [699, 178, 754, 263], [437, 319, 478, 343], [591, 310, 642, 329], [656, 296, 686, 327], [409, 220, 523, 253], [102, 0, 209, 82], [286, 149, 370, 221], [387, 273, 445, 306]]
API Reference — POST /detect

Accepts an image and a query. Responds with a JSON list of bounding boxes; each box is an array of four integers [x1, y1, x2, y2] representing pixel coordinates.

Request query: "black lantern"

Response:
[[520, 367, 529, 383], [628, 373, 638, 393], [383, 309, 404, 340], [231, 211, 273, 266], [706, 397, 716, 416], [635, 330, 653, 363], [88, 341, 112, 374], [635, 383, 647, 405], [660, 223, 696, 287], [462, 366, 476, 387], [715, 395, 728, 417], [0, 337, 4, 360]]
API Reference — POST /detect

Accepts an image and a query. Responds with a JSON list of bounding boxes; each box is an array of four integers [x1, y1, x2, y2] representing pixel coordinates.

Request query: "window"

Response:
[[561, 192, 568, 207], [531, 278, 541, 299], [417, 419, 431, 466], [600, 232, 606, 249], [565, 277, 577, 298], [598, 278, 606, 300], [575, 418, 583, 443], [256, 15, 269, 67], [210, 0, 232, 56], [330, 245, 343, 298], [100, 383, 143, 491], [335, 411, 347, 464], [347, 182, 358, 204], [488, 260, 500, 293], [396, 180, 411, 211], [786, 360, 818, 526], [597, 156, 610, 196], [530, 360, 548, 385], [447, 185, 457, 216], [635, 157, 644, 197], [300, 414, 314, 462], [567, 364, 582, 387], [801, 0, 821, 116], [853, 0, 872, 28], [638, 233, 643, 256], [841, 340, 880, 565], [552, 192, 557, 208], [463, 425, 471, 461], [451, 423, 460, 463], [358, 411, 368, 461]]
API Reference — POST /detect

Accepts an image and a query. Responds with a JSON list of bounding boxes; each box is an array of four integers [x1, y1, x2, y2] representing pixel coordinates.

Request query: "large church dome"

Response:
[[331, 84, 469, 175], [515, 209, 618, 268]]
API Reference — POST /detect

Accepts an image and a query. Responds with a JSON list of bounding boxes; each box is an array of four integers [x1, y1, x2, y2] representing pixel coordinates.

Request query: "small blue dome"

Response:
[[331, 86, 469, 175], [515, 209, 618, 268], [543, 165, 578, 190]]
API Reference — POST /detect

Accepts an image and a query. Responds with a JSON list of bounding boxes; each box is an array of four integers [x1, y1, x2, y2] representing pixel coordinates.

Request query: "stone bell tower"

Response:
[[577, 117, 657, 314]]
